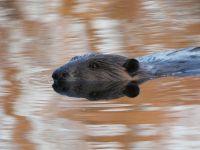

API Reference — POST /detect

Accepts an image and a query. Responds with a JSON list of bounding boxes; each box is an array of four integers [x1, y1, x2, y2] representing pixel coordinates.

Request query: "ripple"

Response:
[[86, 124, 129, 137], [16, 68, 53, 88], [87, 142, 122, 150]]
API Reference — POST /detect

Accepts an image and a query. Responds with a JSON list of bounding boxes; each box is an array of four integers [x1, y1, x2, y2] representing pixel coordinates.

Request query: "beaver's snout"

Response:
[[52, 70, 59, 80]]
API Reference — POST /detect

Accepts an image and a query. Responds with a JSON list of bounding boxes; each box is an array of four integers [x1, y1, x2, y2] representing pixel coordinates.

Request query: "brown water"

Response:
[[0, 1, 200, 150]]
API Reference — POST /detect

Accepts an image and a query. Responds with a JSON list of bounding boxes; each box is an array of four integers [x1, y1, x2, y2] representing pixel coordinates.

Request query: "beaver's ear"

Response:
[[123, 82, 140, 98], [123, 59, 139, 74]]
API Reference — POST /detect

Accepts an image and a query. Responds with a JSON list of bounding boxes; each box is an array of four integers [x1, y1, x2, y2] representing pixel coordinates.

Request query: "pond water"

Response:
[[0, 0, 200, 150]]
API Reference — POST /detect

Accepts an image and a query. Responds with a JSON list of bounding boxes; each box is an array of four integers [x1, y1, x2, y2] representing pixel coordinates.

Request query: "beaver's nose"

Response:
[[52, 71, 59, 80]]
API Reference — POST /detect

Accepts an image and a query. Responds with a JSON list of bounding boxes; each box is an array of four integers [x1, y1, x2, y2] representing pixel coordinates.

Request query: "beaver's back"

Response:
[[138, 47, 200, 78]]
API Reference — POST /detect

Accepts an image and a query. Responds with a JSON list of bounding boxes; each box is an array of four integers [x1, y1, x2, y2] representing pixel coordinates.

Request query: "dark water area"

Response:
[[0, 0, 200, 150]]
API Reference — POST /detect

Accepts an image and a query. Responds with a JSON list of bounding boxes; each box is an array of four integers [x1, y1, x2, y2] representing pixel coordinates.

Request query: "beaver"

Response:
[[52, 47, 200, 83]]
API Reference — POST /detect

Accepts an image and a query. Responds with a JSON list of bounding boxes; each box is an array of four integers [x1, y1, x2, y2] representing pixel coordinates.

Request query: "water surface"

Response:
[[0, 1, 200, 150]]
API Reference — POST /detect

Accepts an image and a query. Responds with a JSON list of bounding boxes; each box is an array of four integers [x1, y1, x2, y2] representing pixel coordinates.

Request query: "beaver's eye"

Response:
[[62, 72, 69, 78], [88, 62, 100, 70]]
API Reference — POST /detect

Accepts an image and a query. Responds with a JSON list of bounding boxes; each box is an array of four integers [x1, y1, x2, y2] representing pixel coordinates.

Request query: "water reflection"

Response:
[[52, 80, 140, 100], [0, 0, 200, 150]]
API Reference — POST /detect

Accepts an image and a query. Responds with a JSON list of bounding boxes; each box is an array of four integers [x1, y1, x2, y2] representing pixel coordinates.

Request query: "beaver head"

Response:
[[52, 53, 139, 82]]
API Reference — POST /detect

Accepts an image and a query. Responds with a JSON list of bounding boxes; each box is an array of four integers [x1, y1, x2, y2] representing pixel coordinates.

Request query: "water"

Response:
[[0, 0, 200, 150]]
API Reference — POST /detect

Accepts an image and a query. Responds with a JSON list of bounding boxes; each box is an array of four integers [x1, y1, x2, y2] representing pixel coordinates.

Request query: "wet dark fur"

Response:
[[52, 47, 200, 83], [52, 53, 139, 82]]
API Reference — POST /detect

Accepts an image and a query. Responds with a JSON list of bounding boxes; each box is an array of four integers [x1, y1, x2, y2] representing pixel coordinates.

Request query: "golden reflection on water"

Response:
[[0, 0, 200, 150]]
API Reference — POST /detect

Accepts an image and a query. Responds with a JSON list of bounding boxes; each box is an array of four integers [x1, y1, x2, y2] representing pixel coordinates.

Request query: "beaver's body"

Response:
[[52, 47, 200, 83], [138, 47, 200, 77]]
